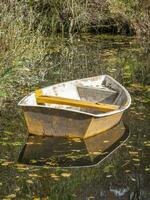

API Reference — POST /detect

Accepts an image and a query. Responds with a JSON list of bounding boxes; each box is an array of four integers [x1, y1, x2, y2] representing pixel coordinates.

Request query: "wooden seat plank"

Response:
[[35, 90, 119, 113]]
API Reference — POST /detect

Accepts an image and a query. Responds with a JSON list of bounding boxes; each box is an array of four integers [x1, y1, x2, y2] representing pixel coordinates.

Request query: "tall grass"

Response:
[[1, 0, 149, 37], [0, 0, 149, 98], [108, 0, 150, 37]]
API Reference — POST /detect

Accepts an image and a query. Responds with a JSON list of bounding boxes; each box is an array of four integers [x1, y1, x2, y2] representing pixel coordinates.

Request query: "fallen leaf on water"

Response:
[[87, 196, 95, 200], [132, 158, 140, 162], [126, 145, 132, 148], [144, 143, 150, 147], [145, 168, 150, 172], [15, 164, 25, 168], [26, 180, 34, 184], [103, 140, 109, 143], [43, 166, 50, 169], [50, 173, 59, 178], [61, 172, 71, 177], [49, 173, 60, 180], [131, 177, 136, 182], [106, 174, 112, 178], [1, 161, 14, 166], [125, 170, 131, 173], [129, 151, 139, 155], [133, 163, 140, 167], [46, 161, 56, 166], [14, 187, 20, 192], [15, 164, 29, 171], [30, 160, 37, 164], [92, 152, 100, 155], [4, 194, 16, 199], [28, 173, 39, 178]]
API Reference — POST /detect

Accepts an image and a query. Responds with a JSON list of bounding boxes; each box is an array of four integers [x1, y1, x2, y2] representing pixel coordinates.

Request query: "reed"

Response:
[[0, 0, 149, 99], [1, 0, 149, 37]]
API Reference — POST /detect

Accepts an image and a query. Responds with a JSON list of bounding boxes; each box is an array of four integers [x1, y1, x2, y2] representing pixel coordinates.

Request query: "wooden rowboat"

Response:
[[18, 75, 131, 138]]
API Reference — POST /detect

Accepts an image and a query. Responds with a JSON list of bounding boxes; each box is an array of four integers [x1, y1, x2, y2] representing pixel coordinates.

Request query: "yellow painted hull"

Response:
[[23, 106, 123, 138]]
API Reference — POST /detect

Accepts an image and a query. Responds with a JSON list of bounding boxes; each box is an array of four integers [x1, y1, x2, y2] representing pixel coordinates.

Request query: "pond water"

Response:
[[0, 34, 150, 199], [19, 121, 129, 168]]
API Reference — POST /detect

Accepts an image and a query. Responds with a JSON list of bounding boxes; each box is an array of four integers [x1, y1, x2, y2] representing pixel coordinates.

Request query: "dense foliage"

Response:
[[0, 0, 149, 36], [0, 1, 149, 96]]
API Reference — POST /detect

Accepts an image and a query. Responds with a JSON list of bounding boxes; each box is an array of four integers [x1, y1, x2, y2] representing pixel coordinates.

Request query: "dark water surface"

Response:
[[0, 35, 150, 199], [19, 122, 129, 168]]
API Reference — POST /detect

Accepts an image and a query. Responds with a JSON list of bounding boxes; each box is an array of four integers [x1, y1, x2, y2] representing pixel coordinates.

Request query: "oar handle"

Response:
[[35, 90, 119, 112]]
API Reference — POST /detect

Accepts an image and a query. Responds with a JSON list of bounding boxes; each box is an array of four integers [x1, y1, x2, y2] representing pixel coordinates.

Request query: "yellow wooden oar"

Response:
[[35, 89, 119, 112]]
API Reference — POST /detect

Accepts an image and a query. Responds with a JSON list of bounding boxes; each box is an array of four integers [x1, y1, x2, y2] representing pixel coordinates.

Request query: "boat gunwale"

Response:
[[18, 75, 131, 118]]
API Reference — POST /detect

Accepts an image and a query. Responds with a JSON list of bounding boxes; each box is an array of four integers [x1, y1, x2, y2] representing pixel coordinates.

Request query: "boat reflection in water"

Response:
[[18, 121, 129, 167]]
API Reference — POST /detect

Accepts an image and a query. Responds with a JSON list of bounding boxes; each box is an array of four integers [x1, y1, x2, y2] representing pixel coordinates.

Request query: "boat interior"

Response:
[[20, 75, 128, 113]]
